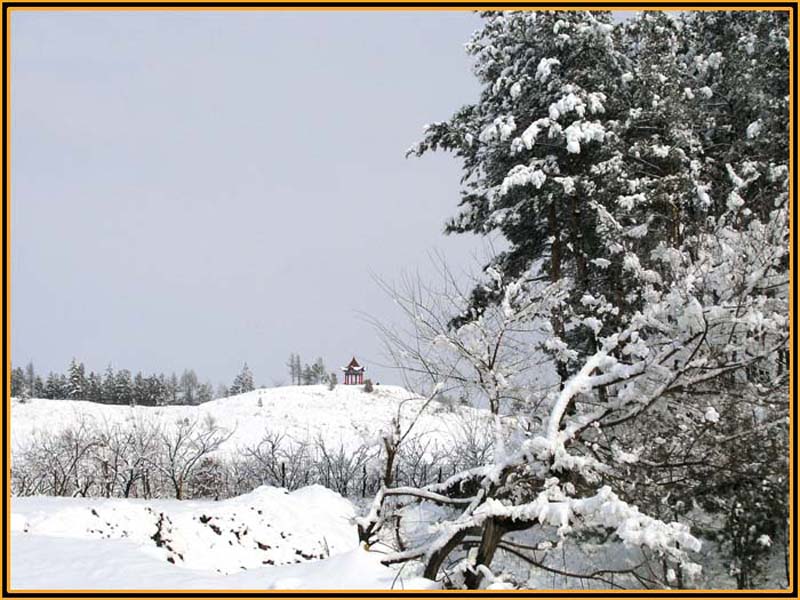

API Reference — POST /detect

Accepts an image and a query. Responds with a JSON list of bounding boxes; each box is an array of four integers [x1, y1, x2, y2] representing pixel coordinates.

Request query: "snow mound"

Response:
[[12, 485, 356, 574], [11, 487, 439, 590], [10, 534, 438, 590]]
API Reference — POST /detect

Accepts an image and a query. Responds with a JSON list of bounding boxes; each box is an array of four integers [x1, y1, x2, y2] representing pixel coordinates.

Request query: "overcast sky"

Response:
[[11, 10, 490, 387]]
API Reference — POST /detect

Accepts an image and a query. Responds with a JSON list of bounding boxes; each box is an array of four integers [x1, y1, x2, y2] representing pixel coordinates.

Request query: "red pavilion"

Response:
[[342, 356, 365, 385]]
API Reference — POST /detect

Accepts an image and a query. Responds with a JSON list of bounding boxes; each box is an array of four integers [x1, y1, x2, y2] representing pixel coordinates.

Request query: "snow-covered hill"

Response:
[[11, 384, 487, 455], [10, 385, 484, 590]]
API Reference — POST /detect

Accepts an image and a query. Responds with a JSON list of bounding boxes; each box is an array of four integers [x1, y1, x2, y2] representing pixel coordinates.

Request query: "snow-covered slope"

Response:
[[11, 534, 437, 590], [11, 487, 437, 590], [10, 385, 481, 590], [12, 486, 355, 573], [11, 384, 486, 454]]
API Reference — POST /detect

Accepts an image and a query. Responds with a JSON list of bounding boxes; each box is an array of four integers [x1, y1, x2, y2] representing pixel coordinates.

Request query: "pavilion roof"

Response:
[[341, 356, 365, 371]]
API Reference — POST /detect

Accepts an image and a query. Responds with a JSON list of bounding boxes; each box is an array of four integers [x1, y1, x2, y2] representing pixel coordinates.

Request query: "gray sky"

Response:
[[11, 10, 487, 387]]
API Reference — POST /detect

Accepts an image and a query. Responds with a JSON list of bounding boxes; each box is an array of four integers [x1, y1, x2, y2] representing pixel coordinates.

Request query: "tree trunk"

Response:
[[548, 200, 561, 282], [174, 478, 183, 500], [123, 474, 135, 498], [423, 529, 468, 581], [383, 441, 396, 488], [464, 518, 506, 589]]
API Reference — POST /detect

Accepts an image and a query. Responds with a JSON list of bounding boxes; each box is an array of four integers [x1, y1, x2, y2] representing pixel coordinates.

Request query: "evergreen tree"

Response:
[[413, 10, 788, 388], [67, 358, 86, 400], [411, 10, 626, 381], [374, 11, 789, 589], [300, 364, 314, 386], [102, 365, 116, 404], [157, 374, 169, 405], [133, 372, 147, 405], [113, 369, 132, 405], [20, 361, 221, 406], [197, 381, 214, 404], [55, 373, 69, 399], [10, 367, 25, 397], [311, 358, 326, 384], [230, 363, 255, 395], [145, 375, 163, 406], [24, 362, 36, 397], [43, 372, 62, 399], [85, 372, 102, 402]]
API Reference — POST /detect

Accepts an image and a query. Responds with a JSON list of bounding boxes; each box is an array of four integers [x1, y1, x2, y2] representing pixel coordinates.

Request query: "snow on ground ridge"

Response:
[[12, 384, 487, 455], [12, 485, 356, 574], [11, 487, 438, 590]]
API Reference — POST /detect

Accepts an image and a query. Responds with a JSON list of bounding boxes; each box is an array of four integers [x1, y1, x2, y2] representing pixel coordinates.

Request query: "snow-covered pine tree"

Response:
[[301, 364, 314, 386], [10, 366, 25, 398], [43, 372, 63, 399], [312, 357, 326, 384], [144, 374, 163, 405], [101, 365, 116, 404], [242, 363, 255, 392], [230, 363, 255, 395], [132, 372, 147, 405], [67, 358, 86, 400], [33, 376, 45, 398], [24, 362, 36, 397], [114, 369, 133, 406], [85, 371, 102, 402], [605, 11, 790, 587], [411, 11, 628, 382], [17, 382, 31, 403], [197, 381, 214, 404], [364, 10, 788, 589]]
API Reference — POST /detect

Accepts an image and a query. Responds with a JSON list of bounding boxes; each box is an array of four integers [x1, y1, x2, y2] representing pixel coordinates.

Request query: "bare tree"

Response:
[[119, 416, 161, 498], [371, 257, 557, 417], [152, 415, 234, 500], [394, 434, 447, 488], [15, 417, 100, 497], [241, 430, 312, 490], [314, 437, 375, 497]]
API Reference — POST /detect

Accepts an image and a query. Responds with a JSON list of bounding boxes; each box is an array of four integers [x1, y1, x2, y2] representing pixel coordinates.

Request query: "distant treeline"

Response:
[[286, 354, 334, 386], [10, 360, 258, 406], [12, 354, 342, 406]]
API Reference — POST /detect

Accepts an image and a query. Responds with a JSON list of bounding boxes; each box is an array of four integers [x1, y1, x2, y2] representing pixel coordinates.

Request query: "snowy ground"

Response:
[[10, 487, 437, 591], [10, 385, 474, 590], [12, 384, 485, 455], [9, 385, 788, 591]]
